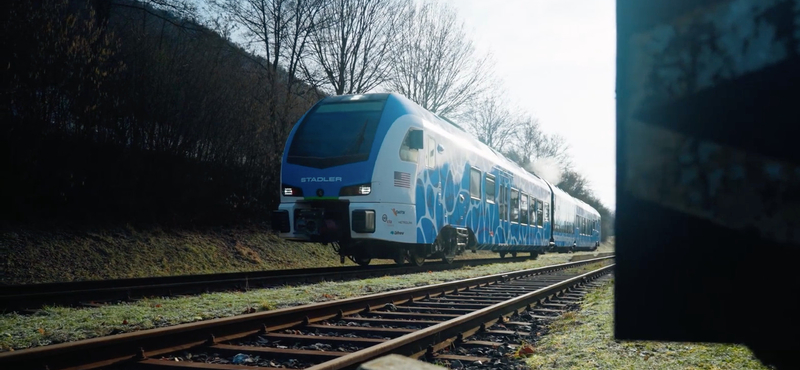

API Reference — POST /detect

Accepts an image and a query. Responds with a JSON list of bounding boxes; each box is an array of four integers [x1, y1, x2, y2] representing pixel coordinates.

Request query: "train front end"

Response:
[[271, 93, 421, 265]]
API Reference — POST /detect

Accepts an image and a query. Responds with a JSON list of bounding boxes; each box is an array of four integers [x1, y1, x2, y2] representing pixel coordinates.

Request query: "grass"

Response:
[[525, 277, 772, 370], [1, 225, 357, 285], [0, 224, 582, 285], [0, 255, 612, 351]]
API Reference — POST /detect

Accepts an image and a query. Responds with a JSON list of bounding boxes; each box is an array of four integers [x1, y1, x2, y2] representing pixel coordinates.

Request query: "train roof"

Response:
[[382, 93, 553, 190]]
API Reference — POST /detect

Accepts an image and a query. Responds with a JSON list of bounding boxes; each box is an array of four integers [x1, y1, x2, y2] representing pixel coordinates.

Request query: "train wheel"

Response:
[[353, 256, 371, 266], [499, 252, 507, 258], [530, 252, 539, 259], [438, 239, 455, 264], [409, 247, 426, 267], [393, 249, 406, 266], [511, 252, 517, 258]]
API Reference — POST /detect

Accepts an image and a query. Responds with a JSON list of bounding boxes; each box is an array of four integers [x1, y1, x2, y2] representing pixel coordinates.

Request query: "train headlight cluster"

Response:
[[282, 185, 303, 197], [339, 183, 372, 196]]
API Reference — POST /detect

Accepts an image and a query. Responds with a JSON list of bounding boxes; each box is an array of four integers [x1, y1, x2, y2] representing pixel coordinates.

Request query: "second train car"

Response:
[[272, 93, 600, 266]]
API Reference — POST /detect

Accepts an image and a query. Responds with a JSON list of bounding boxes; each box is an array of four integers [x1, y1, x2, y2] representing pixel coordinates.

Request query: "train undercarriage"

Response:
[[331, 225, 473, 267], [273, 201, 475, 267]]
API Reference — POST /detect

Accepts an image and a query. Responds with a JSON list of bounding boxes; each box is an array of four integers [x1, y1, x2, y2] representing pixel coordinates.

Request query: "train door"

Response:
[[496, 175, 510, 243], [484, 173, 497, 247], [425, 134, 444, 233]]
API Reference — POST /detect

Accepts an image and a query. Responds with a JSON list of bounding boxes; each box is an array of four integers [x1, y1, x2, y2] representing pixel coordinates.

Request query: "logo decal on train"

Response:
[[391, 208, 406, 216], [300, 177, 342, 183]]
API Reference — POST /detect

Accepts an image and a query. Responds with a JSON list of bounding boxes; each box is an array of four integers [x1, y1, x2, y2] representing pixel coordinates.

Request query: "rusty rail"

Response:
[[0, 256, 614, 370], [0, 255, 534, 312]]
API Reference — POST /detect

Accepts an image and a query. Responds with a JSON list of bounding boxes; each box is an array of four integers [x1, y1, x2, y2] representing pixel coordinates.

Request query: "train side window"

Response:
[[520, 194, 529, 224], [544, 202, 550, 224], [426, 136, 436, 168], [399, 129, 421, 163], [485, 175, 496, 203], [530, 198, 536, 225], [536, 200, 543, 227], [510, 189, 519, 223], [469, 168, 481, 200], [499, 185, 507, 221]]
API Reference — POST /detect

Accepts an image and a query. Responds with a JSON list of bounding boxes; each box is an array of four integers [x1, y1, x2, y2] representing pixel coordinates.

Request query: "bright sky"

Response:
[[444, 0, 617, 210]]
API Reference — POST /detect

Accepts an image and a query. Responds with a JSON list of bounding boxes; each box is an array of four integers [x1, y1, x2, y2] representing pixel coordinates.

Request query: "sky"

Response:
[[443, 0, 617, 210]]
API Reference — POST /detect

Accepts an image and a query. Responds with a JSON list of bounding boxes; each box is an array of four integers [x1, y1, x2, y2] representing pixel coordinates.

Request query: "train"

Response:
[[271, 93, 601, 266]]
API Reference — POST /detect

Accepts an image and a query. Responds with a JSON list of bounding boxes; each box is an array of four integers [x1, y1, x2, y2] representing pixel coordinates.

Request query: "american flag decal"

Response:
[[394, 171, 411, 188]]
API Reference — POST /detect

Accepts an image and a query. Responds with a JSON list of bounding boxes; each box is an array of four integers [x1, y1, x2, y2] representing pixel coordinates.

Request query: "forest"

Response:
[[2, 0, 613, 240]]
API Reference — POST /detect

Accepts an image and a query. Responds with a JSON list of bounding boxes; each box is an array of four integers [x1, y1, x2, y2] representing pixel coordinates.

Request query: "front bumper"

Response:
[[275, 201, 416, 243]]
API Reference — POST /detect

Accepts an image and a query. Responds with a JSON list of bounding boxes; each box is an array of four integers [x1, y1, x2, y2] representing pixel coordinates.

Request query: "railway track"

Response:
[[0, 255, 540, 312], [0, 256, 614, 370]]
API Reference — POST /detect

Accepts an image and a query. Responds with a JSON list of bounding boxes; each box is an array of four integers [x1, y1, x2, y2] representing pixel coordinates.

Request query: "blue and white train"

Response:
[[272, 93, 600, 266]]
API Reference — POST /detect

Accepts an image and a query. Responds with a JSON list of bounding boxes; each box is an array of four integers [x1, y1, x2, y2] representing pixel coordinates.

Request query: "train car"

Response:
[[271, 93, 598, 265], [574, 198, 601, 251], [549, 187, 601, 252]]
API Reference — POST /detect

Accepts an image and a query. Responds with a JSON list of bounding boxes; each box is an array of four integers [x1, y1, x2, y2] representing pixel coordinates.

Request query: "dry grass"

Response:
[[0, 224, 611, 285], [0, 255, 608, 351], [526, 277, 773, 370], [0, 225, 359, 285]]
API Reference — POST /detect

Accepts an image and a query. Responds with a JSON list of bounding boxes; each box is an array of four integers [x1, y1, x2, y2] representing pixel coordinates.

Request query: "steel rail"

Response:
[[0, 255, 536, 311], [0, 256, 613, 370], [308, 264, 614, 370]]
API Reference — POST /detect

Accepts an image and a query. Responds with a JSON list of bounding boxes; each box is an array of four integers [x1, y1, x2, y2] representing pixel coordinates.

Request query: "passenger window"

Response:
[[543, 202, 550, 223], [426, 136, 436, 168], [520, 194, 529, 225], [536, 200, 543, 227], [399, 129, 420, 162], [499, 185, 507, 221], [469, 168, 481, 200], [510, 189, 519, 223], [485, 176, 496, 203]]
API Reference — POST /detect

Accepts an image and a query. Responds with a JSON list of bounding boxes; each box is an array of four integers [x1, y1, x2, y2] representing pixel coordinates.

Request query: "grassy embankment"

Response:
[[524, 277, 772, 370], [0, 226, 614, 351], [2, 225, 597, 285]]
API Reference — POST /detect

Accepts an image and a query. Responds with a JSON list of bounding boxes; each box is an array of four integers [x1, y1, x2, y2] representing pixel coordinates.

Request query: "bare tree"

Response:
[[209, 0, 325, 183], [306, 0, 409, 95], [462, 96, 522, 151], [513, 117, 572, 169], [387, 0, 492, 116], [211, 0, 322, 97]]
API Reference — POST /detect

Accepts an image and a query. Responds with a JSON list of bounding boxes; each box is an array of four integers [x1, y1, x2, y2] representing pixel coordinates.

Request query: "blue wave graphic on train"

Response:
[[272, 93, 600, 266]]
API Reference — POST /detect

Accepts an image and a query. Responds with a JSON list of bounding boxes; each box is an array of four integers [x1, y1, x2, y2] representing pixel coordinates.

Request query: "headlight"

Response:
[[282, 185, 303, 197], [339, 183, 371, 196]]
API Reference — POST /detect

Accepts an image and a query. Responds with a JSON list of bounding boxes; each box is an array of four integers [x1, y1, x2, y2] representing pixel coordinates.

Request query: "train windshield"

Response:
[[287, 100, 386, 168]]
